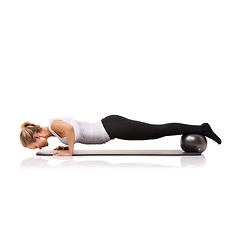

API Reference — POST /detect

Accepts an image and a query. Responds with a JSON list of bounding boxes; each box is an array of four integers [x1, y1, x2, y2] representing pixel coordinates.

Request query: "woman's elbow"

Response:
[[64, 125, 74, 136], [67, 125, 74, 132]]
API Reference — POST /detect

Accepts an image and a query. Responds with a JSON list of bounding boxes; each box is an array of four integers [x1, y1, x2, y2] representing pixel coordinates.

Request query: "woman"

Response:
[[20, 115, 221, 156]]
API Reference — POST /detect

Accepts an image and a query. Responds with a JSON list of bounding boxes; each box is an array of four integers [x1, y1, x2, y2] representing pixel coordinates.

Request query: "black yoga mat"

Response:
[[36, 149, 201, 156]]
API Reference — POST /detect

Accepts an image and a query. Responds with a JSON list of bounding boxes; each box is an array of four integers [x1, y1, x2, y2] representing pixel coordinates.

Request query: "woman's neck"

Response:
[[41, 127, 54, 138]]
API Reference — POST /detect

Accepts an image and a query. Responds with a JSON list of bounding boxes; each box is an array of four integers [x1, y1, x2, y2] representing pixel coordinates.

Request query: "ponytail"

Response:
[[20, 121, 43, 147]]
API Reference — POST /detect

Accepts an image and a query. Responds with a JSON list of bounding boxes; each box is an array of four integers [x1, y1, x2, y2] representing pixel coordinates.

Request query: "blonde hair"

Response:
[[20, 121, 43, 147]]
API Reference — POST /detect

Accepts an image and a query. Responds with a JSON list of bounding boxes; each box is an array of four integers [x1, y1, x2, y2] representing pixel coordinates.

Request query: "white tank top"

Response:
[[48, 117, 110, 145]]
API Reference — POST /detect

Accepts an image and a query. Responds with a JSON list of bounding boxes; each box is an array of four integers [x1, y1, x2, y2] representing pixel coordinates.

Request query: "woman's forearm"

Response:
[[65, 126, 75, 154]]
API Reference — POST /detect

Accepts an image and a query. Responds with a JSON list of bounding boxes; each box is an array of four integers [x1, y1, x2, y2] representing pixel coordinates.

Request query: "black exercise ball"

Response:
[[180, 134, 207, 153]]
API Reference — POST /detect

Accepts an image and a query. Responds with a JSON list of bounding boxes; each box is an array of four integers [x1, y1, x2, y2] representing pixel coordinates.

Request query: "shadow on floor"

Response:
[[20, 155, 207, 169]]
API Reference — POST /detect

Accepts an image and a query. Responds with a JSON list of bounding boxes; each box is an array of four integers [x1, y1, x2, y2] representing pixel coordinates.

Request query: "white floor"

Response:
[[1, 143, 239, 240]]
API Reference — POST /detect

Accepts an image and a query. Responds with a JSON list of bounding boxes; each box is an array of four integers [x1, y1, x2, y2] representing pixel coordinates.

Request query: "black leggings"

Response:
[[101, 115, 202, 140]]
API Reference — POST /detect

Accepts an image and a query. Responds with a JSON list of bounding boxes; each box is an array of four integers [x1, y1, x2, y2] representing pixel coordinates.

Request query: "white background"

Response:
[[0, 0, 239, 239]]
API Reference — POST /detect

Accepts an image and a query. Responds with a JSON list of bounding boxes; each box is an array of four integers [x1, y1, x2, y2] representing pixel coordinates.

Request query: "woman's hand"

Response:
[[53, 150, 72, 156], [54, 146, 69, 150]]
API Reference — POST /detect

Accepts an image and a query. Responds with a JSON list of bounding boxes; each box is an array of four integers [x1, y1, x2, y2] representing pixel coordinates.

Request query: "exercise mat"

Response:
[[36, 149, 201, 156]]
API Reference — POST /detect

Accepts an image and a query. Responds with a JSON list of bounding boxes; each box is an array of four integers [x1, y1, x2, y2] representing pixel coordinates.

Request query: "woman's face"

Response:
[[26, 135, 49, 150]]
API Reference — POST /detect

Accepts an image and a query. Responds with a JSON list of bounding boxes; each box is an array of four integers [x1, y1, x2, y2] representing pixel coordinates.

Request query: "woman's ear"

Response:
[[38, 132, 47, 138], [33, 134, 40, 139]]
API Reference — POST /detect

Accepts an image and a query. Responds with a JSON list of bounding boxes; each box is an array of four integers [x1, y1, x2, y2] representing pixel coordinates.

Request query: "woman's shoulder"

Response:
[[48, 117, 76, 130], [48, 118, 66, 138]]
